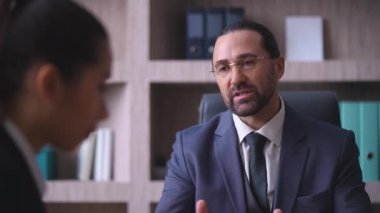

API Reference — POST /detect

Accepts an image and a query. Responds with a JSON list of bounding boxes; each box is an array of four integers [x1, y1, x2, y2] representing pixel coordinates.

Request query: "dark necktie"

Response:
[[245, 132, 269, 213]]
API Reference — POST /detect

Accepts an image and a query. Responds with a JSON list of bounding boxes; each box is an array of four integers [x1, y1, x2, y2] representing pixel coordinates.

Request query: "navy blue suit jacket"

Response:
[[156, 105, 372, 213], [0, 127, 46, 213]]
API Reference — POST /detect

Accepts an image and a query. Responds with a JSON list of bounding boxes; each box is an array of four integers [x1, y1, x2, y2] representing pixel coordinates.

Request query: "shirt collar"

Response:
[[3, 119, 45, 195], [232, 97, 285, 147]]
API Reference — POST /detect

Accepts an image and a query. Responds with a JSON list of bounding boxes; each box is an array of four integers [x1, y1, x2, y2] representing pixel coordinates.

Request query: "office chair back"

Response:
[[198, 91, 341, 126]]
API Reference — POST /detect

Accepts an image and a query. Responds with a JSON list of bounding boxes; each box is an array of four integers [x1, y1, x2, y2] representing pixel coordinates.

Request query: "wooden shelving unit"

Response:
[[44, 181, 131, 203], [147, 60, 380, 82], [42, 0, 380, 212]]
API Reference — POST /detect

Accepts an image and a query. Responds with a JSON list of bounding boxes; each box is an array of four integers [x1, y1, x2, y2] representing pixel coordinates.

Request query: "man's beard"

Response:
[[227, 79, 275, 117]]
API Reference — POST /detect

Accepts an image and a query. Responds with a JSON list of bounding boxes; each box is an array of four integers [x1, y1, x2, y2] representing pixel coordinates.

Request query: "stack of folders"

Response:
[[340, 101, 380, 182], [77, 127, 114, 181], [186, 7, 245, 59]]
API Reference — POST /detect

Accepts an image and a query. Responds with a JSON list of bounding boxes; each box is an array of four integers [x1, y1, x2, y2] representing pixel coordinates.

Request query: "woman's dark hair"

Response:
[[219, 20, 280, 58], [0, 0, 108, 108], [0, 0, 32, 47]]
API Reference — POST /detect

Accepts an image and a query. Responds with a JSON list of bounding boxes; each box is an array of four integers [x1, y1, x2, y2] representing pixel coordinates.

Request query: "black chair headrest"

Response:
[[199, 91, 341, 127]]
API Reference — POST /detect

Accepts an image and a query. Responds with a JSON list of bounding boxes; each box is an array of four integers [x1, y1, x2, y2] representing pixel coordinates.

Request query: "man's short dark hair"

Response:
[[219, 20, 280, 58]]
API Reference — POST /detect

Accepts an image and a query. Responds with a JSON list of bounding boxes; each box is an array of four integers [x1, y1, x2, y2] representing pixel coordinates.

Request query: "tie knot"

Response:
[[245, 132, 267, 152]]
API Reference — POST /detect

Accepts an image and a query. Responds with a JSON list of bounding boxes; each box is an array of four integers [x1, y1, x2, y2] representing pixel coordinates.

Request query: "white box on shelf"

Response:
[[285, 15, 324, 61], [94, 127, 114, 181], [77, 133, 96, 181]]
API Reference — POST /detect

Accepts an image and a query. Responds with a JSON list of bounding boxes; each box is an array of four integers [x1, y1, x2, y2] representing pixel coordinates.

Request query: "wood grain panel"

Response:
[[46, 203, 127, 213], [150, 0, 380, 60]]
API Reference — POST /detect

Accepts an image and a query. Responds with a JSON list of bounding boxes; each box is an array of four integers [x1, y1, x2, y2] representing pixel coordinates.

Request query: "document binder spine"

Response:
[[186, 8, 206, 59], [225, 7, 244, 27], [205, 7, 225, 59]]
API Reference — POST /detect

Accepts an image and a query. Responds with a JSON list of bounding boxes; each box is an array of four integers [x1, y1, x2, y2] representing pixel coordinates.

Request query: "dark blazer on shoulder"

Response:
[[0, 127, 46, 213]]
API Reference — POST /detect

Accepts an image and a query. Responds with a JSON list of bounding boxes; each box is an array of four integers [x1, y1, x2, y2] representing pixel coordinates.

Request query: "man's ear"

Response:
[[274, 56, 285, 80], [33, 63, 63, 104]]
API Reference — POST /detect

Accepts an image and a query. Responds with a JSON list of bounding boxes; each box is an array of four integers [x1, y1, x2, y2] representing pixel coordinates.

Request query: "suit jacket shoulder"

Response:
[[178, 110, 233, 148], [156, 110, 245, 213], [0, 126, 46, 213], [275, 105, 372, 213]]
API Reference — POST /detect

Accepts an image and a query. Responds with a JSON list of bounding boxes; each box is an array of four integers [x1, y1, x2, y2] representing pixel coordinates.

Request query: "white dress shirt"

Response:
[[3, 119, 45, 196], [232, 98, 285, 208]]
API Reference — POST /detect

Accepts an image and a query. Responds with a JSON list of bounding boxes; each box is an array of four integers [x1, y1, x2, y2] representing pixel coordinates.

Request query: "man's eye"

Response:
[[243, 58, 256, 67], [217, 65, 229, 72]]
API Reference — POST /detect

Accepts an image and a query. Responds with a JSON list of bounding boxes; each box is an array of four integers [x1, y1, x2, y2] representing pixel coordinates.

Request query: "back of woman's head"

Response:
[[0, 0, 108, 109], [0, 0, 31, 47]]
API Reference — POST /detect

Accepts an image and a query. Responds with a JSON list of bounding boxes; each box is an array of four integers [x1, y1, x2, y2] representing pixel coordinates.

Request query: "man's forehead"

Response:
[[213, 30, 263, 61]]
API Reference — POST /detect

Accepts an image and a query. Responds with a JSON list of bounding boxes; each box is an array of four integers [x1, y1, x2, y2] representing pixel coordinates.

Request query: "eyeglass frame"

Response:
[[210, 54, 270, 77]]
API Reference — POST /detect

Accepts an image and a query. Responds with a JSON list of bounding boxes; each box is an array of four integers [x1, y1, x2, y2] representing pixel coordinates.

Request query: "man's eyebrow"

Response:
[[214, 53, 259, 64], [236, 53, 259, 59], [214, 59, 229, 65]]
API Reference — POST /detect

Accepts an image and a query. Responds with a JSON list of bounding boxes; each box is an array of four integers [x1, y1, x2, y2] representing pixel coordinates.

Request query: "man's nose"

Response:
[[230, 65, 246, 86]]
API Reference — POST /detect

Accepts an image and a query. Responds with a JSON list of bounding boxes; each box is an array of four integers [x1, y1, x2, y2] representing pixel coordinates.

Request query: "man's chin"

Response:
[[233, 110, 257, 117], [231, 103, 260, 117]]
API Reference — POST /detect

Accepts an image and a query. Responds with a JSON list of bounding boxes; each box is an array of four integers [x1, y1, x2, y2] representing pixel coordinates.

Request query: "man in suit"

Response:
[[156, 20, 372, 213]]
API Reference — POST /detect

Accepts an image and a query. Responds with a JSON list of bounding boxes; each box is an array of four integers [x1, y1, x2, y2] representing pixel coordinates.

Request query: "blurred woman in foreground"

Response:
[[0, 0, 111, 212]]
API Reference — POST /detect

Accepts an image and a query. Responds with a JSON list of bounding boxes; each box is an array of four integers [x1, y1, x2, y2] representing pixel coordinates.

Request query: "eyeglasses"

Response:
[[210, 56, 268, 78]]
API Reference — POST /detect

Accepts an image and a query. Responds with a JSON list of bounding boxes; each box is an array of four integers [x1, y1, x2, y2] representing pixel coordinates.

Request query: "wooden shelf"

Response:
[[147, 60, 380, 83], [44, 181, 130, 203], [283, 60, 380, 82], [106, 60, 128, 84], [148, 180, 380, 204], [148, 60, 214, 83], [148, 181, 165, 202], [44, 181, 380, 211], [46, 203, 127, 213], [366, 182, 380, 203]]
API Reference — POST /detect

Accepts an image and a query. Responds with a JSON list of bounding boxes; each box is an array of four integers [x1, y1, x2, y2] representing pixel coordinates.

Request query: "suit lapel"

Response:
[[273, 105, 309, 213], [214, 111, 247, 213]]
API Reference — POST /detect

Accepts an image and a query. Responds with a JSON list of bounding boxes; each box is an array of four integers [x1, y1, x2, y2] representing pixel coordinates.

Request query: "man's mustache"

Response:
[[228, 83, 258, 99]]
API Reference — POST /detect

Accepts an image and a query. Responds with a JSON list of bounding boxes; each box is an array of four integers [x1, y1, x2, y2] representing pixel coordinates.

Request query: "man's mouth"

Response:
[[233, 90, 252, 97], [232, 89, 255, 99]]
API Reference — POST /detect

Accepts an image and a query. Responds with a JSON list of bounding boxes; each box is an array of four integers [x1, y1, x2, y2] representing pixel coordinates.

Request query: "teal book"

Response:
[[359, 102, 379, 181], [36, 145, 56, 180], [340, 101, 361, 151], [378, 101, 380, 180], [379, 101, 380, 179]]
